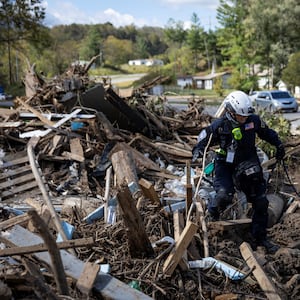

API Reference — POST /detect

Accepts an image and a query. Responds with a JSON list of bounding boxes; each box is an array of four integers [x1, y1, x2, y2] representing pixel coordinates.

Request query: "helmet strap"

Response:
[[225, 112, 239, 126]]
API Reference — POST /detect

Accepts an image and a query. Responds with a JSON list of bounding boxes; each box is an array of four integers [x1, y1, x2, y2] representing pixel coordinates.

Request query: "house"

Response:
[[128, 59, 164, 67], [176, 72, 230, 90], [177, 75, 193, 89], [193, 71, 230, 90], [276, 80, 288, 91], [71, 60, 96, 69]]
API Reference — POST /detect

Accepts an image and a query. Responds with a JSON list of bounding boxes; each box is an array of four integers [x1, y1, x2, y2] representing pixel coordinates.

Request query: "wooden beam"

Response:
[[117, 184, 154, 258], [285, 199, 300, 214], [163, 221, 198, 276], [0, 237, 94, 257], [240, 242, 281, 300], [16, 97, 55, 127], [195, 200, 209, 258], [76, 262, 100, 296], [209, 218, 252, 232], [0, 213, 30, 231], [139, 178, 161, 206], [173, 210, 188, 271], [27, 144, 69, 244], [28, 210, 69, 296], [111, 149, 139, 187]]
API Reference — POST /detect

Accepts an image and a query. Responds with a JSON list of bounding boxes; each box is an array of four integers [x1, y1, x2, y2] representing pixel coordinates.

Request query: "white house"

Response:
[[128, 59, 164, 66], [177, 72, 230, 90], [176, 75, 193, 89]]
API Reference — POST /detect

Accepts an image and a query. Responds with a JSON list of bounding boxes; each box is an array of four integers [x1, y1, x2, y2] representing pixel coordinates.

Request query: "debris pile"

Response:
[[0, 60, 300, 299]]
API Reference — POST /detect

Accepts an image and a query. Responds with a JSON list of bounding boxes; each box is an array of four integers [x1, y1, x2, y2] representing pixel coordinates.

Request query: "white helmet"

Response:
[[224, 91, 254, 116]]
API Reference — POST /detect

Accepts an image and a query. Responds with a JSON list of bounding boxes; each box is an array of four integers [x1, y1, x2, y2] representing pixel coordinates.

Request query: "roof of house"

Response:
[[193, 71, 228, 80]]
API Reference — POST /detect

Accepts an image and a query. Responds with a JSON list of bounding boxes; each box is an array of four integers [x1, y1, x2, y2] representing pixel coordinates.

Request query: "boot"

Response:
[[207, 207, 219, 221], [256, 239, 280, 254]]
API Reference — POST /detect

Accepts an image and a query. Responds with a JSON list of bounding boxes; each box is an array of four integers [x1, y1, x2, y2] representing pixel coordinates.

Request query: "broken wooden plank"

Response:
[[0, 172, 36, 189], [209, 218, 252, 232], [76, 262, 100, 296], [0, 164, 32, 180], [48, 135, 64, 155], [117, 184, 154, 258], [139, 178, 161, 206], [1, 225, 152, 300], [240, 242, 281, 300], [0, 237, 94, 257], [16, 97, 55, 127], [111, 149, 139, 187], [0, 121, 23, 128], [0, 213, 30, 231], [1, 181, 39, 199], [285, 199, 300, 214], [0, 156, 29, 169], [163, 221, 198, 276], [195, 199, 209, 258], [19, 108, 81, 138], [28, 210, 69, 295], [27, 144, 69, 244], [61, 151, 85, 162], [173, 210, 188, 271]]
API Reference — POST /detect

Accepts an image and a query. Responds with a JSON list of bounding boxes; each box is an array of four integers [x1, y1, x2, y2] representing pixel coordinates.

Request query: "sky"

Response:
[[42, 0, 220, 31]]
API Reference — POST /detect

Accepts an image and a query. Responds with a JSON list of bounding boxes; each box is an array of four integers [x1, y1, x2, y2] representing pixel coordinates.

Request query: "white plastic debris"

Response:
[[188, 257, 246, 281]]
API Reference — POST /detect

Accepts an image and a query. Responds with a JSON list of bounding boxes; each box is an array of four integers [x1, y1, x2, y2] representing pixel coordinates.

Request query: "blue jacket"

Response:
[[195, 114, 282, 164]]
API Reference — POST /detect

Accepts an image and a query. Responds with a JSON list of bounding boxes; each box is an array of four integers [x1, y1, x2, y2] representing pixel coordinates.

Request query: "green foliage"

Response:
[[186, 13, 205, 72], [282, 52, 300, 88], [256, 110, 291, 158], [103, 36, 134, 65], [0, 0, 46, 84], [244, 0, 300, 84], [164, 18, 186, 46], [79, 26, 103, 63], [213, 76, 224, 96]]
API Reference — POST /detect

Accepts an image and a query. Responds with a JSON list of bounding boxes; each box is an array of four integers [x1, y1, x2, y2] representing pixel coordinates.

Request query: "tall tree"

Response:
[[103, 35, 134, 65], [164, 18, 186, 46], [186, 13, 205, 72], [282, 52, 300, 90], [245, 0, 300, 83], [0, 0, 45, 84], [216, 0, 257, 91], [79, 25, 103, 64]]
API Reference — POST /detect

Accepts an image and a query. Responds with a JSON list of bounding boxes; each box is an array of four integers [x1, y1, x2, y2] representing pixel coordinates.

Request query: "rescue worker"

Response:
[[192, 91, 285, 253]]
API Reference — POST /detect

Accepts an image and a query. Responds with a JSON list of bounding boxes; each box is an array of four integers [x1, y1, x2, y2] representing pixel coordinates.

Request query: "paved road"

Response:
[[167, 98, 300, 134], [107, 73, 147, 84]]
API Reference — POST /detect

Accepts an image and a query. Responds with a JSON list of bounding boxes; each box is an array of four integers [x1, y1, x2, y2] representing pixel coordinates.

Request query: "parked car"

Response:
[[253, 90, 298, 113], [0, 92, 15, 108]]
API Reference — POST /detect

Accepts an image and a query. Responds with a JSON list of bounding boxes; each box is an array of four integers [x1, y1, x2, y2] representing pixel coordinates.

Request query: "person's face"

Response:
[[233, 113, 248, 124]]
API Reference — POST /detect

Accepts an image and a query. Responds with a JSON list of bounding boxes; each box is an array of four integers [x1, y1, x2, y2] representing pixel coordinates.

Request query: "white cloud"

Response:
[[162, 0, 218, 6], [42, 0, 218, 29]]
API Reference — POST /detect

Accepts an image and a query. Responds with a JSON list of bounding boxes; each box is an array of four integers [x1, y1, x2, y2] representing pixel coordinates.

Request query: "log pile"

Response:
[[0, 60, 300, 299]]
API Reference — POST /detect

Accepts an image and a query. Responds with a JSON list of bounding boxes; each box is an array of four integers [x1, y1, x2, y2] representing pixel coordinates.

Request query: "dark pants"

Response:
[[209, 161, 269, 241]]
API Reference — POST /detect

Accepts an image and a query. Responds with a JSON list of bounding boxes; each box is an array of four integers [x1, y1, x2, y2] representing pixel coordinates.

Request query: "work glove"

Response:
[[276, 144, 285, 161], [192, 145, 203, 162]]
